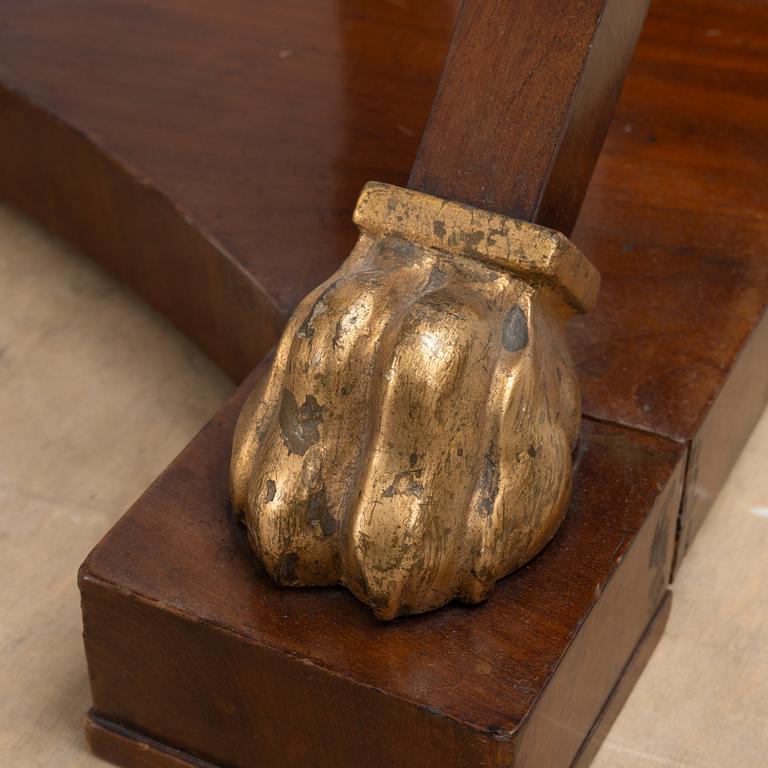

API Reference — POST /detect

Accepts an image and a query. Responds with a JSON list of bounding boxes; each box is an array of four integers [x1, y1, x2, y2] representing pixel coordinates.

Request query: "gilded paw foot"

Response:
[[231, 183, 599, 619]]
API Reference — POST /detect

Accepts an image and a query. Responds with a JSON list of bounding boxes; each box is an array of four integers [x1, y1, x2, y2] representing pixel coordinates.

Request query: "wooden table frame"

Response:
[[0, 1, 766, 766]]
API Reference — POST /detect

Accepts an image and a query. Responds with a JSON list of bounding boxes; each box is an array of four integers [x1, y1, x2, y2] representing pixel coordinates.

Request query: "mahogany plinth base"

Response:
[[79, 370, 684, 768], [570, 592, 671, 768], [3, 2, 762, 764], [83, 594, 671, 768]]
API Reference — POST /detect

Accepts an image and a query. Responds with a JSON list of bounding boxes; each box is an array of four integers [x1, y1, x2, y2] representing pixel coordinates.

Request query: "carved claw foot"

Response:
[[231, 183, 599, 619]]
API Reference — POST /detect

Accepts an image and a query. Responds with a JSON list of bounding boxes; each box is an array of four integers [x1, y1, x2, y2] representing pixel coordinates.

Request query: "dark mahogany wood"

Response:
[[79, 366, 684, 768], [674, 314, 768, 566], [0, 0, 764, 550], [571, 592, 671, 768], [0, 1, 765, 766], [85, 716, 203, 768], [0, 0, 460, 381], [410, 0, 650, 234], [81, 594, 673, 768], [569, 0, 768, 551]]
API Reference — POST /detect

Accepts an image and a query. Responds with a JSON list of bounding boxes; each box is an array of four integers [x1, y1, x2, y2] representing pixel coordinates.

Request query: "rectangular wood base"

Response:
[[83, 592, 671, 768], [79, 371, 685, 768]]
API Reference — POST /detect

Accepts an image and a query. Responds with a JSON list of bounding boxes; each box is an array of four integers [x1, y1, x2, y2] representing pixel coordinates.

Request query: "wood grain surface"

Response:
[[0, 0, 765, 549], [79, 367, 683, 767], [410, 0, 650, 234], [1, 208, 767, 766], [0, 0, 767, 766]]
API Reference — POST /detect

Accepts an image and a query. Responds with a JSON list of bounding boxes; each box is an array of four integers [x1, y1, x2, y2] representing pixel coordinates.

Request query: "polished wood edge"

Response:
[[0, 83, 283, 381], [85, 713, 217, 768], [537, 0, 650, 233], [409, 0, 650, 234], [82, 593, 671, 768], [569, 590, 672, 768], [512, 452, 682, 765], [78, 571, 512, 750], [76, 405, 684, 767], [674, 307, 768, 573]]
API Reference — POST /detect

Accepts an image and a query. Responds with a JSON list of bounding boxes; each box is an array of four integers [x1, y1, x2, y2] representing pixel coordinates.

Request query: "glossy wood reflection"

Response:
[[0, 0, 765, 766], [1, 1, 764, 543], [410, 0, 650, 235], [81, 366, 684, 768], [0, 0, 460, 379]]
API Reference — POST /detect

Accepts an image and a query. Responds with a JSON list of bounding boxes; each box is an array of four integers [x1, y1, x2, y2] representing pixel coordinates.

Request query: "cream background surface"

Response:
[[0, 206, 765, 767]]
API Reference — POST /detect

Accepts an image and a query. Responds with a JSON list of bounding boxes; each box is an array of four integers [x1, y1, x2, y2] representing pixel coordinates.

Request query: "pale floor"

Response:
[[0, 206, 766, 768]]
